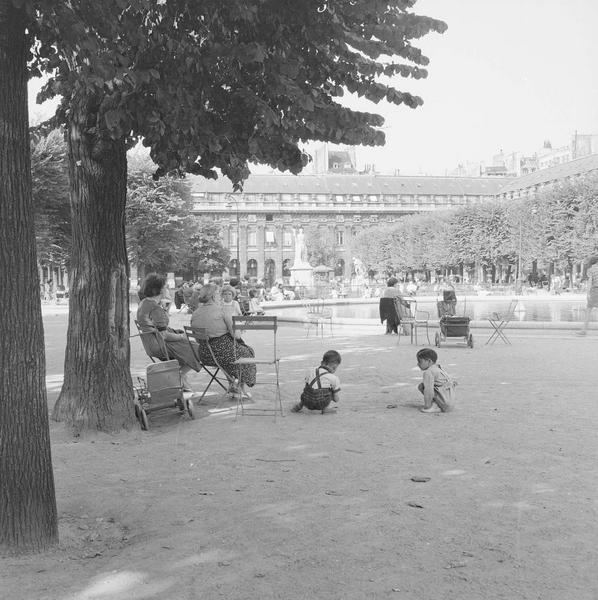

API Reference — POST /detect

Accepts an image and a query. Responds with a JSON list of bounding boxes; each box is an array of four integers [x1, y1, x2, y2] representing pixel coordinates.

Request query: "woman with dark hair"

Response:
[[136, 273, 199, 390], [190, 283, 256, 397], [379, 276, 407, 334]]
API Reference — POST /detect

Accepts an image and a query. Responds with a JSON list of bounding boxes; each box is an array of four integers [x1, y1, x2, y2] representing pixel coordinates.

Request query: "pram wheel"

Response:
[[434, 332, 440, 347], [467, 334, 474, 348], [186, 398, 195, 419]]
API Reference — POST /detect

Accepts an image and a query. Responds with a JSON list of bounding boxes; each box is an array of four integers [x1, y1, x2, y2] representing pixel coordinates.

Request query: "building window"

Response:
[[265, 230, 276, 244], [248, 214, 257, 222], [283, 230, 293, 247], [335, 230, 345, 246], [248, 230, 257, 246], [230, 229, 238, 248], [247, 259, 258, 277], [265, 214, 273, 221]]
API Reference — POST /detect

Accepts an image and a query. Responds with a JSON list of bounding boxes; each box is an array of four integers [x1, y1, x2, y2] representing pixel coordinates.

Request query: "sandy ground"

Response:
[[2, 311, 598, 600]]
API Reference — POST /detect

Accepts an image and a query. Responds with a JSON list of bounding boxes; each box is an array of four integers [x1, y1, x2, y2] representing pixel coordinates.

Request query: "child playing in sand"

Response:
[[416, 348, 455, 413], [291, 350, 342, 414]]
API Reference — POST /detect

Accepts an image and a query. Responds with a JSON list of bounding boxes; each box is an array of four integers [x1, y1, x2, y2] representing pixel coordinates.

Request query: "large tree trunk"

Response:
[[0, 1, 58, 554], [52, 96, 135, 432]]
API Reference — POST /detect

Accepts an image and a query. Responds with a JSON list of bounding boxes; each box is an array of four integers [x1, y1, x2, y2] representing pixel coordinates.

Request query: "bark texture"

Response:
[[52, 96, 135, 432], [0, 1, 58, 554]]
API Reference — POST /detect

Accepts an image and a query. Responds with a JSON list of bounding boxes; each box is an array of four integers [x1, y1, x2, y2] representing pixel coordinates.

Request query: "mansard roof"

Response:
[[188, 153, 598, 198], [499, 153, 598, 194], [189, 173, 512, 197]]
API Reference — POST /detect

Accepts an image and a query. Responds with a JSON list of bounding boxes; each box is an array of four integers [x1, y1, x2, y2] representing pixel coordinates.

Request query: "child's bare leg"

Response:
[[433, 390, 451, 412]]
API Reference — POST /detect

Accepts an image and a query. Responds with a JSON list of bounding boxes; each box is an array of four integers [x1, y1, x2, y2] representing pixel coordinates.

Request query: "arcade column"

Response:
[[238, 224, 248, 277]]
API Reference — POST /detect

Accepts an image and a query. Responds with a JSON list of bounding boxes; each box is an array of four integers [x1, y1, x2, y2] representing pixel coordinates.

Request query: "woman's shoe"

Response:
[[420, 405, 441, 413]]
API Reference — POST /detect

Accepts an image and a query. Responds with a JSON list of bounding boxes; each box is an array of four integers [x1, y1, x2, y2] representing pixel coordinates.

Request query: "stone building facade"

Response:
[[189, 174, 509, 284]]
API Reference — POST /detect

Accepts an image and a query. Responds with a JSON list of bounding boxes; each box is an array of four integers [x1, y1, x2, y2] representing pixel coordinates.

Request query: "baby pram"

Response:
[[134, 360, 194, 430], [435, 289, 473, 348]]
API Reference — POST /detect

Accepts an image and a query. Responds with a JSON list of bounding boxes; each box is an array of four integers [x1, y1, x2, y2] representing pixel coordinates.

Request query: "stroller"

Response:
[[134, 360, 194, 430], [435, 289, 473, 348]]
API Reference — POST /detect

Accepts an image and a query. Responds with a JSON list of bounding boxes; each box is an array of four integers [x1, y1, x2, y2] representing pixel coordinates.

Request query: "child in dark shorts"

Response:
[[291, 350, 341, 413]]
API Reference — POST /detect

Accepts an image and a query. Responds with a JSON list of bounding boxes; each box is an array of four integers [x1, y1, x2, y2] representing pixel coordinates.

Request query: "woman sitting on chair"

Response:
[[136, 273, 200, 391], [190, 283, 256, 398]]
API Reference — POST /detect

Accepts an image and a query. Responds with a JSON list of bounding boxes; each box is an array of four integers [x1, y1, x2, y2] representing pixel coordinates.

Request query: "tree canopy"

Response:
[[31, 0, 447, 186], [126, 152, 196, 275], [352, 176, 598, 283], [184, 219, 231, 278], [31, 128, 70, 268]]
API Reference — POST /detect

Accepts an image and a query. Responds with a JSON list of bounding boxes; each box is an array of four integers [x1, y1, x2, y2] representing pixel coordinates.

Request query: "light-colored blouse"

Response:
[[190, 302, 232, 338]]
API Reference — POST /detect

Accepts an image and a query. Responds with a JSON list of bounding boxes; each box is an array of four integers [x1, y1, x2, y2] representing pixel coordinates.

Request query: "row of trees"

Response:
[[351, 175, 598, 283], [1, 0, 446, 553]]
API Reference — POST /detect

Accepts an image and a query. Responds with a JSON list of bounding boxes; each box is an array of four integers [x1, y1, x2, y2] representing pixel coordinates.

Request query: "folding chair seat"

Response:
[[396, 300, 430, 345], [232, 315, 282, 418], [486, 299, 518, 345], [183, 326, 232, 401], [134, 319, 171, 362]]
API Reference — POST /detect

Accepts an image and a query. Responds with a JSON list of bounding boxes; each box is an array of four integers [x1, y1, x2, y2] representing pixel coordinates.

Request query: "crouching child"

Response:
[[416, 348, 456, 413], [292, 350, 342, 414]]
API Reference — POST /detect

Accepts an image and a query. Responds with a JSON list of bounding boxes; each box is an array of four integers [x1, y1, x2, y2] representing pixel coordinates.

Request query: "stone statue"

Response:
[[353, 257, 366, 280], [293, 227, 307, 265]]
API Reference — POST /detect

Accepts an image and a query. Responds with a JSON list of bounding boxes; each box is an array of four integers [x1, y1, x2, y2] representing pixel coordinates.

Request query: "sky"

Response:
[[28, 0, 598, 176], [348, 0, 598, 175]]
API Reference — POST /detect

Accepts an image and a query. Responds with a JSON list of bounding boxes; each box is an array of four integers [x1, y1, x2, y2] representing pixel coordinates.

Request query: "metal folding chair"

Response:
[[183, 326, 232, 402], [303, 299, 333, 338], [396, 300, 430, 345], [486, 299, 518, 345], [232, 315, 283, 418]]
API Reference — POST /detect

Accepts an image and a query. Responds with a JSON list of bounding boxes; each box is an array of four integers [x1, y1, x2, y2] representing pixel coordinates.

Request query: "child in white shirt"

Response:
[[416, 348, 455, 413], [291, 350, 341, 414]]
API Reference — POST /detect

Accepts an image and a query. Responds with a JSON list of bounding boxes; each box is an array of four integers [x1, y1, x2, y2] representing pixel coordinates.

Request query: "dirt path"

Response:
[[3, 323, 598, 599]]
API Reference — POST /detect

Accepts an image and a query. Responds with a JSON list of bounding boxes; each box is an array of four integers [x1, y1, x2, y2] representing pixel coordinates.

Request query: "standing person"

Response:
[[415, 348, 455, 413], [379, 277, 406, 334], [577, 256, 598, 336], [291, 350, 342, 413], [48, 279, 57, 303], [136, 273, 200, 391], [43, 280, 51, 302]]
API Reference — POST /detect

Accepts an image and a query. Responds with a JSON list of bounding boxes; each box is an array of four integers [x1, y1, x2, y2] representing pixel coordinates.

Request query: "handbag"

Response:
[[300, 367, 333, 413]]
